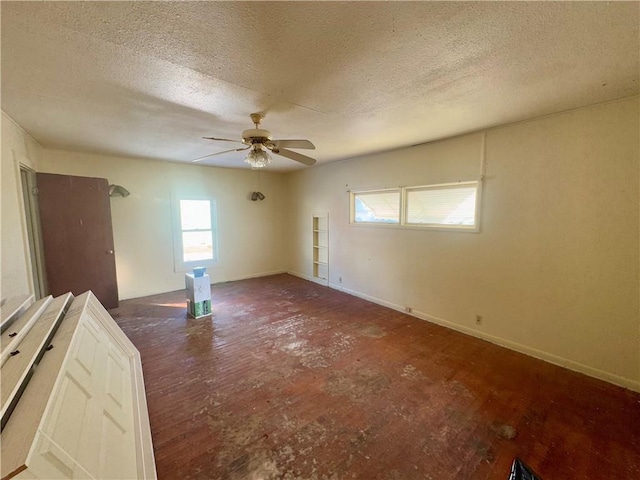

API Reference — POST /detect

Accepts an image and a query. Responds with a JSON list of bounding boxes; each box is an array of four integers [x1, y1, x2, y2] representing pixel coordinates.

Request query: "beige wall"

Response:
[[3, 98, 639, 391], [286, 97, 640, 390], [38, 150, 289, 299], [1, 112, 43, 298]]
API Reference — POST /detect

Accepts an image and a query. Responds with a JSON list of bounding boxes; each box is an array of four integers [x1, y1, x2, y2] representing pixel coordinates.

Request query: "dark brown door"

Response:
[[36, 173, 119, 309]]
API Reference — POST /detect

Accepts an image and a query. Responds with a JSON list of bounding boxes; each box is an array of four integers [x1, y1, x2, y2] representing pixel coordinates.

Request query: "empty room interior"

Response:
[[1, 2, 639, 480]]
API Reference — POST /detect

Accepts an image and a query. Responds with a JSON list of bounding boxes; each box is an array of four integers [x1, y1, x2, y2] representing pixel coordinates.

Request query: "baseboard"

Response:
[[327, 282, 640, 393], [120, 270, 289, 300], [328, 282, 405, 312], [214, 270, 288, 284], [287, 270, 329, 287]]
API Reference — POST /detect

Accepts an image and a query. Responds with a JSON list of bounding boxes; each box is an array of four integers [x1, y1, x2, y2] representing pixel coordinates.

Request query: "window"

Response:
[[405, 182, 479, 229], [351, 189, 401, 224], [174, 198, 218, 270], [350, 181, 481, 232]]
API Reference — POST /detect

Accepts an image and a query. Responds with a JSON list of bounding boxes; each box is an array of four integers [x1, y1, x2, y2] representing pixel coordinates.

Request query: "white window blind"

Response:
[[405, 184, 478, 227], [350, 181, 481, 231], [353, 190, 401, 224]]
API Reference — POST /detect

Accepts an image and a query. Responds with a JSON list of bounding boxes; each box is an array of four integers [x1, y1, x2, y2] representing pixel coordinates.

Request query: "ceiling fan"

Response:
[[194, 113, 316, 168]]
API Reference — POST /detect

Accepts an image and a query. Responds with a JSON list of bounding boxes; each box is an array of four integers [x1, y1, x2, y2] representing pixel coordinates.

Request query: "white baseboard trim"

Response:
[[287, 270, 329, 287], [325, 281, 640, 393], [120, 270, 289, 300], [213, 270, 288, 284]]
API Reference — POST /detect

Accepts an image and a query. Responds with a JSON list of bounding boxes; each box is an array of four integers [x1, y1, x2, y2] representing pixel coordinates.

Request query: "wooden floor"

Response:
[[110, 274, 640, 480]]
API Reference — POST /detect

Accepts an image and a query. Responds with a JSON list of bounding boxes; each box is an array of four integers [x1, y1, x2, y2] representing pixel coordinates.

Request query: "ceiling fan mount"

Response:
[[249, 112, 265, 126], [241, 113, 273, 146], [195, 113, 316, 167]]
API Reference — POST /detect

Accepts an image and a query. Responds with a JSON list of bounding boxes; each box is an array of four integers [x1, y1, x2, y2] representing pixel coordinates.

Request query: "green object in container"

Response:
[[188, 299, 211, 318]]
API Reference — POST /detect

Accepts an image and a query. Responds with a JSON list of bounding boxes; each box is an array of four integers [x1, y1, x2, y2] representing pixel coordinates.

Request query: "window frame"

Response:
[[349, 188, 402, 226], [403, 181, 482, 232], [349, 180, 482, 233], [172, 195, 219, 272]]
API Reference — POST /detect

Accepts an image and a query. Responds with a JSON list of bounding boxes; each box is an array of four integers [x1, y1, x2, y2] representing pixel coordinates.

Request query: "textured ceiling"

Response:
[[1, 1, 638, 171]]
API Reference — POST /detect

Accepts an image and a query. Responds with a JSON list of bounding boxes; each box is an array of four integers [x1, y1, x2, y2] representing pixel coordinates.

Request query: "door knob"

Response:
[[107, 250, 114, 254]]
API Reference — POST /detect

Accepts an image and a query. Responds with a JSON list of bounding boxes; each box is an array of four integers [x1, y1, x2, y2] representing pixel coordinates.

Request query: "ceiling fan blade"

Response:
[[272, 139, 315, 150], [203, 136, 244, 144], [192, 147, 249, 163], [274, 148, 316, 166]]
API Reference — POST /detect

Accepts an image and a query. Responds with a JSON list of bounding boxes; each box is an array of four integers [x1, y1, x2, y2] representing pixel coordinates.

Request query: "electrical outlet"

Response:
[[475, 315, 483, 325], [339, 276, 342, 284], [405, 306, 412, 313]]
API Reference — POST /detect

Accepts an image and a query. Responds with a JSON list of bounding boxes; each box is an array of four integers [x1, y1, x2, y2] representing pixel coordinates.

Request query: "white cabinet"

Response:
[[1, 292, 156, 480]]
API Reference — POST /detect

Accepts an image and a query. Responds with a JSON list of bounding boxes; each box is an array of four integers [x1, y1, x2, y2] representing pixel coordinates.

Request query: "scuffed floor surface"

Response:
[[110, 274, 640, 479]]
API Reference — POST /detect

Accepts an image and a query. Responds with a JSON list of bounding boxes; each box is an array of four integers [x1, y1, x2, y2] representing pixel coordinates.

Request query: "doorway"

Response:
[[19, 166, 47, 299]]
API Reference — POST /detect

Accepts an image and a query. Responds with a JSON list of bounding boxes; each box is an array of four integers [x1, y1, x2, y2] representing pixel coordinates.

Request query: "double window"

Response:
[[350, 181, 481, 231], [174, 198, 218, 270]]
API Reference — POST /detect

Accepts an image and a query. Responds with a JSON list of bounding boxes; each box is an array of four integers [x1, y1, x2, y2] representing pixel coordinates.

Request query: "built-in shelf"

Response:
[[312, 214, 328, 283]]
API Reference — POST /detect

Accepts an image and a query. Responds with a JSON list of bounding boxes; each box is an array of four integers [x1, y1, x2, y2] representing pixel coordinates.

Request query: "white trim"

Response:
[[349, 181, 482, 232], [288, 270, 329, 287], [480, 131, 487, 178], [12, 151, 36, 297], [406, 180, 479, 190], [349, 188, 401, 226], [0, 294, 34, 332], [84, 292, 157, 479], [0, 296, 53, 367], [475, 175, 484, 234], [171, 195, 219, 272], [403, 181, 481, 232], [213, 269, 288, 285], [328, 282, 401, 311], [119, 270, 289, 300], [326, 281, 640, 393], [16, 161, 48, 298]]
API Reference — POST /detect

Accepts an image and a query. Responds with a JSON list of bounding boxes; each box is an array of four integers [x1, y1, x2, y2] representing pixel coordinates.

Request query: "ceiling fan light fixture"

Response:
[[199, 113, 316, 167], [244, 145, 272, 169]]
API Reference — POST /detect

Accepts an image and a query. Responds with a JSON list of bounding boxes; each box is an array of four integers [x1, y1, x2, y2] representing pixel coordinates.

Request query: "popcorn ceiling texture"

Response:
[[1, 1, 638, 170]]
